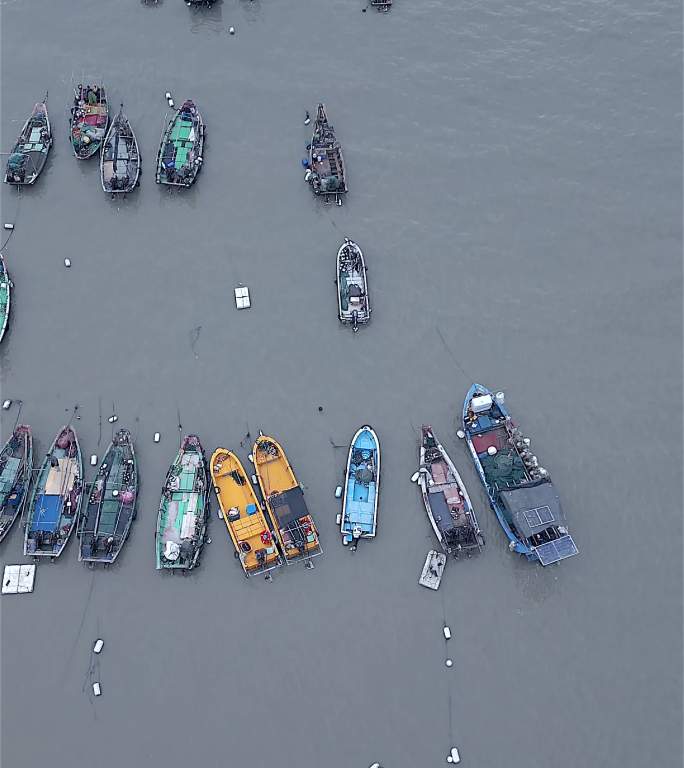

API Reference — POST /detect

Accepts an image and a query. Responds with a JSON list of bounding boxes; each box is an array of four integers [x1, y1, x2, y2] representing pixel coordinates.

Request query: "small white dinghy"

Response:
[[418, 550, 446, 590]]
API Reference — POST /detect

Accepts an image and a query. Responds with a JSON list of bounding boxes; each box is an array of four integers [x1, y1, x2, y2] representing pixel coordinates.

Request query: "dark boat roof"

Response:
[[498, 479, 566, 539], [270, 486, 308, 528]]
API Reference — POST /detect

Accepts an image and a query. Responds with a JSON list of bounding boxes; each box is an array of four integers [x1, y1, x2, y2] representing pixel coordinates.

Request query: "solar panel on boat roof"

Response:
[[523, 505, 554, 528], [536, 535, 579, 565]]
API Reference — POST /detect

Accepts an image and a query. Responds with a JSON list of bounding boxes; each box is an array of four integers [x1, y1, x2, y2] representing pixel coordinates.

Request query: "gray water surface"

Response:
[[1, 1, 682, 766]]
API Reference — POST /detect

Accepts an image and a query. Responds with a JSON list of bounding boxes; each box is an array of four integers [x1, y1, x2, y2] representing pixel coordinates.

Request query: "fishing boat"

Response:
[[210, 449, 282, 577], [463, 384, 579, 565], [337, 238, 370, 331], [24, 426, 83, 559], [155, 100, 204, 187], [306, 103, 347, 204], [340, 426, 380, 547], [0, 253, 10, 344], [370, 0, 392, 10], [4, 95, 52, 184], [0, 425, 33, 545], [253, 434, 322, 564], [100, 105, 141, 193], [417, 426, 483, 558], [70, 83, 108, 159], [156, 435, 209, 571], [78, 429, 137, 565]]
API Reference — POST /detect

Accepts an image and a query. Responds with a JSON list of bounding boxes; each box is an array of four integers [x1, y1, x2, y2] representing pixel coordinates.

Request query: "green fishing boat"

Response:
[[0, 253, 11, 344], [70, 83, 108, 160], [4, 95, 52, 185], [78, 429, 137, 565], [155, 100, 204, 187], [156, 434, 209, 571]]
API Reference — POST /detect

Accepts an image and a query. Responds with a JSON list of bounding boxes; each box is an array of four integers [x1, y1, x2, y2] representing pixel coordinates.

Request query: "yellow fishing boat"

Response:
[[253, 434, 322, 564], [210, 449, 282, 577]]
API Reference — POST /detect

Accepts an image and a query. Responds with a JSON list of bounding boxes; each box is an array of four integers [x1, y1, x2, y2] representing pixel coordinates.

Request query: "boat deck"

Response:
[[343, 430, 377, 539], [30, 456, 78, 535], [254, 450, 293, 496], [212, 451, 280, 574], [159, 452, 204, 546]]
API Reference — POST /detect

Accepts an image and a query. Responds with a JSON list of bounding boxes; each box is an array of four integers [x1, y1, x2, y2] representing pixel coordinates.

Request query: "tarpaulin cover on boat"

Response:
[[269, 486, 309, 528], [498, 480, 566, 540], [30, 494, 61, 532]]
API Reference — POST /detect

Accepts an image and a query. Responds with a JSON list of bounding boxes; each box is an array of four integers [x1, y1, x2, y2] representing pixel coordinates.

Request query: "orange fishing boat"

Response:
[[253, 434, 322, 565], [211, 449, 282, 577]]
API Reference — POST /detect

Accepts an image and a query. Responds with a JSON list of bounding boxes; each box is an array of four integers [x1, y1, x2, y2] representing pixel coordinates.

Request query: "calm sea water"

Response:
[[1, 1, 681, 766]]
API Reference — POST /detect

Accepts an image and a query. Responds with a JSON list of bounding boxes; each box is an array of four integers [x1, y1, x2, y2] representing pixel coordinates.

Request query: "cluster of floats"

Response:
[[4, 90, 347, 202], [0, 385, 578, 575]]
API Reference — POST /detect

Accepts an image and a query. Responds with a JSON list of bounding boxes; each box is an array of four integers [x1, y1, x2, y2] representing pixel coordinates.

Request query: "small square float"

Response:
[[234, 286, 251, 310], [2, 564, 36, 595]]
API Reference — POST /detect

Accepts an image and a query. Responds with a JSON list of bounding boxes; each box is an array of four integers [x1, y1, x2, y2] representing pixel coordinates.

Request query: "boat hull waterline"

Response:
[[211, 448, 283, 577], [341, 425, 380, 547], [79, 429, 138, 565], [24, 426, 83, 559], [156, 434, 209, 571], [253, 434, 322, 565]]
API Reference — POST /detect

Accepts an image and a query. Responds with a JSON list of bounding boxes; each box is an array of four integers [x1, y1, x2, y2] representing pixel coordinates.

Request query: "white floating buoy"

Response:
[[4, 223, 14, 231], [247, 454, 254, 463], [251, 474, 258, 485], [93, 639, 104, 654], [165, 92, 172, 100], [509, 539, 517, 551], [334, 485, 342, 499], [456, 429, 465, 439], [410, 471, 420, 483], [369, 763, 382, 768], [168, 98, 175, 108], [449, 747, 461, 763], [2, 400, 11, 410], [154, 432, 161, 443], [487, 446, 497, 456], [64, 258, 71, 268], [445, 658, 453, 668], [229, 26, 235, 34], [108, 415, 118, 424], [92, 682, 102, 697], [443, 625, 451, 640], [112, 489, 119, 498], [90, 455, 97, 466], [495, 391, 505, 405]]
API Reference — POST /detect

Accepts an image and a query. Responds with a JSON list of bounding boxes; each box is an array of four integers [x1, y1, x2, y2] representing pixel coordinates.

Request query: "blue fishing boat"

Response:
[[462, 384, 578, 565], [24, 426, 84, 559], [340, 426, 380, 548]]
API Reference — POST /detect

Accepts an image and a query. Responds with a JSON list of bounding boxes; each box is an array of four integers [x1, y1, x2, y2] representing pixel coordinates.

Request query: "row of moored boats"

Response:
[[0, 385, 578, 574], [4, 91, 348, 203]]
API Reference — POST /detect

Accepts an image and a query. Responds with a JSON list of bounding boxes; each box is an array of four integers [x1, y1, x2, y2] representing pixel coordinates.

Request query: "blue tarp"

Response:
[[30, 494, 61, 532]]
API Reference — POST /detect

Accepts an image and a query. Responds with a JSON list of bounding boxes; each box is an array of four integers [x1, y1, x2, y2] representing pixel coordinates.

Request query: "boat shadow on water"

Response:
[[157, 181, 202, 211], [187, 0, 226, 34], [511, 553, 563, 605]]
